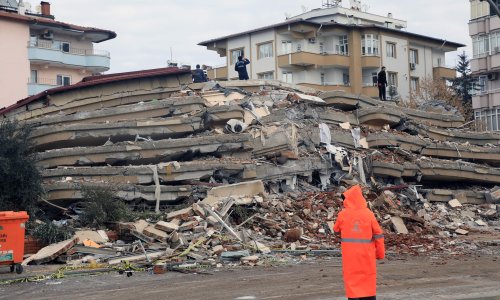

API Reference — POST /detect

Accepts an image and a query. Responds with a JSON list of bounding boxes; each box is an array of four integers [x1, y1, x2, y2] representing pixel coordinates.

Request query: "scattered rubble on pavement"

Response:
[[1, 69, 499, 278]]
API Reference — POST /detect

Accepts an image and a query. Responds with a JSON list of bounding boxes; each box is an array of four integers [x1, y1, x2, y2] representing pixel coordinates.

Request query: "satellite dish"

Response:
[[284, 12, 291, 19], [301, 5, 308, 13]]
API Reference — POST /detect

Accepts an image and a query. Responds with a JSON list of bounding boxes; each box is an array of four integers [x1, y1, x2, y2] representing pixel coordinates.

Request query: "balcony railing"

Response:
[[28, 77, 58, 86], [277, 49, 349, 56], [28, 40, 110, 57]]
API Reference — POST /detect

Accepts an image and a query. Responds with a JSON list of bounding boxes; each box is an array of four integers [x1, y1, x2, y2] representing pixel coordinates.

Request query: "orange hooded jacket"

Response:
[[333, 185, 385, 298]]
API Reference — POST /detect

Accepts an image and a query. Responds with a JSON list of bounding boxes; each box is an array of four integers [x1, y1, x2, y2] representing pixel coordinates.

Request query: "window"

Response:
[[57, 75, 71, 86], [282, 71, 293, 83], [361, 34, 379, 55], [61, 42, 70, 53], [478, 75, 488, 93], [471, 0, 489, 19], [343, 73, 350, 85], [258, 42, 273, 59], [372, 72, 378, 86], [472, 35, 489, 58], [386, 42, 396, 58], [388, 72, 398, 87], [489, 31, 500, 55], [474, 108, 500, 131], [258, 72, 274, 80], [410, 49, 419, 64], [30, 70, 38, 84], [281, 41, 292, 55], [319, 42, 324, 54], [320, 73, 325, 85], [336, 35, 349, 55], [410, 77, 419, 91], [230, 48, 244, 65]]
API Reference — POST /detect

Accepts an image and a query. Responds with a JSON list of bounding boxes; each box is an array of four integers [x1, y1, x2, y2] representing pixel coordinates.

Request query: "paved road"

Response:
[[1, 255, 499, 300]]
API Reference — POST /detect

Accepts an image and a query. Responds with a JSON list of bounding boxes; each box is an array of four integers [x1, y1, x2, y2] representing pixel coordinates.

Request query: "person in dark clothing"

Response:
[[377, 66, 387, 101], [235, 56, 250, 80], [192, 64, 207, 83]]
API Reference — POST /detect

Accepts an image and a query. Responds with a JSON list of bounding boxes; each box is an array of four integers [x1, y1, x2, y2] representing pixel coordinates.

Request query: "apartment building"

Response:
[[0, 1, 116, 108], [469, 0, 500, 131], [199, 3, 463, 102]]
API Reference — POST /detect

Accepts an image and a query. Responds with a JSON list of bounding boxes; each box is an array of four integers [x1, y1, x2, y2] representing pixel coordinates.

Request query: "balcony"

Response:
[[361, 55, 381, 68], [207, 66, 228, 80], [28, 40, 110, 72], [362, 86, 379, 98], [277, 51, 350, 68], [433, 66, 456, 80], [27, 77, 60, 96]]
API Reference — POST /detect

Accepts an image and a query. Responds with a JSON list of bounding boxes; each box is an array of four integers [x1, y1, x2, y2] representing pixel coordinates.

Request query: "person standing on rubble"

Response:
[[333, 185, 385, 300], [235, 56, 250, 80], [377, 66, 387, 101], [192, 64, 208, 83]]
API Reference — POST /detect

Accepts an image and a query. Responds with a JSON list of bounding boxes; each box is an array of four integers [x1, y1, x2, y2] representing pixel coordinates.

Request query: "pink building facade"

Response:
[[0, 1, 116, 108]]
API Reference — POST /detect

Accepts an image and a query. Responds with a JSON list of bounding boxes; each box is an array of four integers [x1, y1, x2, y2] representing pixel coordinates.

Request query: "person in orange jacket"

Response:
[[333, 185, 385, 300]]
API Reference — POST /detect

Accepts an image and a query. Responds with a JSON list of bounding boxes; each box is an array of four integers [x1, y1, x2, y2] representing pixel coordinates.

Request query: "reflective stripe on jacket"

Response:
[[333, 185, 385, 298]]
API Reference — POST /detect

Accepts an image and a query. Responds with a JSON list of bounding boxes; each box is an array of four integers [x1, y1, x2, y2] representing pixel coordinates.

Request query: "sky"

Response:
[[30, 0, 471, 73]]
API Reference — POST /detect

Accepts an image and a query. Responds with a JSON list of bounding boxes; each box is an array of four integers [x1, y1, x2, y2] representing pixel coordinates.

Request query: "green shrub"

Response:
[[80, 186, 131, 228], [0, 120, 42, 214], [29, 222, 74, 245]]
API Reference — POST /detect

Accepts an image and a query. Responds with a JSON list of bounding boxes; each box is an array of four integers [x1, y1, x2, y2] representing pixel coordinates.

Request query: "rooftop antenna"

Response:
[[322, 0, 342, 8]]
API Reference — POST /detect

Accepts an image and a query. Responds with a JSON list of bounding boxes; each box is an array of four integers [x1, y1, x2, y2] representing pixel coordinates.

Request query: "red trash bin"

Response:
[[0, 211, 29, 274]]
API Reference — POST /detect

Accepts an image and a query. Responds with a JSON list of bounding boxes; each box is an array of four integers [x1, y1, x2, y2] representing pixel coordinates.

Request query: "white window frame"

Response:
[[410, 49, 419, 64], [410, 77, 419, 91], [30, 70, 38, 84], [257, 71, 274, 80], [281, 41, 292, 55], [230, 48, 244, 65], [386, 42, 396, 58], [258, 42, 273, 59], [335, 35, 349, 55], [388, 72, 398, 87], [282, 71, 293, 83], [57, 75, 71, 86], [61, 41, 70, 53], [361, 34, 379, 56]]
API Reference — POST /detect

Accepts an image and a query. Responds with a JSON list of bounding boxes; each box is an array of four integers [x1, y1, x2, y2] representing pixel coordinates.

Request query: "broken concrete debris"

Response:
[[3, 74, 499, 271]]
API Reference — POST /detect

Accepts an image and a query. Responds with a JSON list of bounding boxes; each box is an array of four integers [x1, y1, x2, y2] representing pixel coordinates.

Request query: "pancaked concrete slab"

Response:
[[43, 182, 195, 204], [422, 189, 487, 204], [37, 134, 253, 168], [6, 73, 191, 121], [26, 96, 206, 127], [319, 90, 379, 110], [417, 125, 500, 146], [41, 161, 256, 185], [32, 116, 205, 151], [202, 180, 266, 206]]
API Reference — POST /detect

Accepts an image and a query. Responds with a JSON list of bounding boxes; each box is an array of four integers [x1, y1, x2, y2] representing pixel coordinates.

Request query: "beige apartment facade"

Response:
[[200, 5, 462, 102], [469, 0, 500, 131], [0, 1, 116, 108]]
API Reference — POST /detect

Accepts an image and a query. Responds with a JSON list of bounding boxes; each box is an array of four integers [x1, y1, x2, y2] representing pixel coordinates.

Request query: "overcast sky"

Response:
[[33, 0, 471, 73]]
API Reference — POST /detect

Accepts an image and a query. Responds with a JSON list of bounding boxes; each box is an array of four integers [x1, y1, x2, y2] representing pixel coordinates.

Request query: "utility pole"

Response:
[[480, 0, 500, 18]]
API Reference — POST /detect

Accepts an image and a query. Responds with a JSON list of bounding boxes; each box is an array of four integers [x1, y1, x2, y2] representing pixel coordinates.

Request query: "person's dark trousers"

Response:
[[348, 296, 376, 300], [378, 85, 386, 100]]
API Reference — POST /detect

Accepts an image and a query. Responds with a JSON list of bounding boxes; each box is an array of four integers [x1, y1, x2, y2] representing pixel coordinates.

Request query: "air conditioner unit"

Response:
[[488, 72, 497, 80], [308, 38, 316, 44], [41, 29, 53, 40], [495, 47, 500, 54], [409, 63, 416, 70]]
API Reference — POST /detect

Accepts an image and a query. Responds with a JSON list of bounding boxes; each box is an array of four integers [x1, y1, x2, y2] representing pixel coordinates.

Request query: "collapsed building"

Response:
[[1, 66, 499, 264]]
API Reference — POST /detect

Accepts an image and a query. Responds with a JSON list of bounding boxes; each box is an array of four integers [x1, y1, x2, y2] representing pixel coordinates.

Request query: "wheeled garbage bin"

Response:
[[0, 211, 29, 274]]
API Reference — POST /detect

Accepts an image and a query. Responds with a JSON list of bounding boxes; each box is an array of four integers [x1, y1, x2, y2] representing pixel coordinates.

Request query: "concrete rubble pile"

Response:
[[6, 71, 499, 269]]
